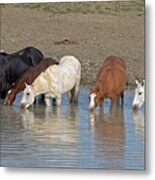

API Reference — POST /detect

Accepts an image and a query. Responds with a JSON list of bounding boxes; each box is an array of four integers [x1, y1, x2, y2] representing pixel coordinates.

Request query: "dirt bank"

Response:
[[0, 1, 144, 87]]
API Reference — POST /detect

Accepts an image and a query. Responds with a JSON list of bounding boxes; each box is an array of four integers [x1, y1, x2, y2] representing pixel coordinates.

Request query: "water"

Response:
[[0, 88, 145, 169]]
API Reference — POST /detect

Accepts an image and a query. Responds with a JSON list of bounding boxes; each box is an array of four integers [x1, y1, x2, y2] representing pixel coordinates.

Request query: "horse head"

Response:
[[88, 87, 100, 111], [4, 89, 15, 105], [132, 79, 145, 109], [4, 83, 17, 105], [20, 83, 35, 108]]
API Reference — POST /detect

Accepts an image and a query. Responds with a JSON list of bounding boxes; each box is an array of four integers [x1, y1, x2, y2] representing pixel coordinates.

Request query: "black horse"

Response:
[[0, 47, 44, 99]]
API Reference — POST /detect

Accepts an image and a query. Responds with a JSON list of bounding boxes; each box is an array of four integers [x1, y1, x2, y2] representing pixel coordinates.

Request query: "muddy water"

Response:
[[0, 88, 145, 169]]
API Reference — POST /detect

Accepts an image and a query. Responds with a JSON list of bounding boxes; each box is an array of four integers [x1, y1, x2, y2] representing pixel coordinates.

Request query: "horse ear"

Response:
[[90, 87, 95, 94], [31, 83, 34, 87], [25, 82, 30, 88], [135, 79, 140, 86], [11, 82, 15, 88], [142, 79, 145, 87]]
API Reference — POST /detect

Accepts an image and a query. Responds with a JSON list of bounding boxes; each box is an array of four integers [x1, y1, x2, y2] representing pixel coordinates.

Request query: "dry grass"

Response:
[[1, 0, 144, 15]]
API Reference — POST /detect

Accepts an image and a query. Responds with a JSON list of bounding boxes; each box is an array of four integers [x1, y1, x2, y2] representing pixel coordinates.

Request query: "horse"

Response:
[[132, 79, 145, 109], [88, 56, 127, 111], [0, 47, 44, 99], [4, 58, 58, 105], [20, 55, 81, 108]]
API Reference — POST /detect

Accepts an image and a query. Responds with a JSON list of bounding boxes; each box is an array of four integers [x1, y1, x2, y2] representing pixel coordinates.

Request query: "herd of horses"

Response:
[[0, 46, 145, 111]]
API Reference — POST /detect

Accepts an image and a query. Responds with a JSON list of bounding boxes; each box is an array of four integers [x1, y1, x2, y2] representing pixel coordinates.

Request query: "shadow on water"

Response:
[[0, 89, 145, 169]]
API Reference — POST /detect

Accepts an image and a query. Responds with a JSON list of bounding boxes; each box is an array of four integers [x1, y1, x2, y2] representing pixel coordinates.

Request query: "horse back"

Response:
[[43, 56, 81, 93], [97, 56, 127, 95], [59, 56, 81, 70], [11, 58, 58, 93], [16, 46, 44, 66]]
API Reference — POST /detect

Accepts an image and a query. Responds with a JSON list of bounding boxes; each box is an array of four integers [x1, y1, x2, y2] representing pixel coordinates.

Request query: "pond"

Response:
[[0, 88, 145, 169]]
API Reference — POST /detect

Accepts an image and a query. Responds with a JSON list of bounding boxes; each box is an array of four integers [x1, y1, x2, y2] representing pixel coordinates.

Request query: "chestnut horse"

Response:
[[88, 56, 127, 111], [4, 58, 58, 105]]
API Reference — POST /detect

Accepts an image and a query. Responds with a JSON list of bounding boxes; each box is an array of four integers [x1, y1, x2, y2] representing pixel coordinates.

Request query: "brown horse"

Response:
[[4, 58, 58, 105], [88, 56, 127, 111]]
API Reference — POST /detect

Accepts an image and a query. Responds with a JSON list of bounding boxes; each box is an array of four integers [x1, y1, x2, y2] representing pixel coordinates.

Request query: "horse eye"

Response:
[[138, 92, 142, 95], [27, 92, 30, 96]]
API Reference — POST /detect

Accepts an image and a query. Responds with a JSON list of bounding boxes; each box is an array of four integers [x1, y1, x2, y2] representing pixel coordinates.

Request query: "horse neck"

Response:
[[16, 81, 26, 93], [32, 77, 48, 96], [11, 84, 21, 95], [96, 69, 111, 97], [95, 82, 103, 97]]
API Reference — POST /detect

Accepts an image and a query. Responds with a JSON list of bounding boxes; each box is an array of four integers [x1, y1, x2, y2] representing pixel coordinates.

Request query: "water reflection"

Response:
[[0, 90, 145, 169], [20, 105, 80, 144], [132, 110, 144, 142], [88, 106, 125, 168]]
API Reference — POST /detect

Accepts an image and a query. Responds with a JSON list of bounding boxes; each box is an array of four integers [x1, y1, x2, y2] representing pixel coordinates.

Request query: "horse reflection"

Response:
[[132, 110, 144, 142], [89, 106, 125, 168], [20, 105, 80, 144]]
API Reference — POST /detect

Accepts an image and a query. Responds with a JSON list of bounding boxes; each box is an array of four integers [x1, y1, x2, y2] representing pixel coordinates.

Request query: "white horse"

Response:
[[132, 79, 145, 109], [20, 56, 81, 108]]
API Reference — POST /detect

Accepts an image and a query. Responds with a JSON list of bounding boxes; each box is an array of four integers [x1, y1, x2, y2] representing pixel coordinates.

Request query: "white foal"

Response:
[[20, 55, 81, 108]]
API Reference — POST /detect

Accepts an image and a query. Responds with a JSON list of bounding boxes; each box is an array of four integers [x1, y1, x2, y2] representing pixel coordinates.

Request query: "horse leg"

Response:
[[56, 95, 62, 106], [34, 98, 37, 104], [48, 93, 56, 106], [116, 96, 120, 105], [52, 98, 56, 106], [40, 94, 45, 103], [44, 94, 51, 107], [110, 96, 115, 110], [99, 98, 104, 108], [74, 78, 80, 103], [38, 94, 45, 104], [120, 91, 124, 105], [68, 87, 75, 103]]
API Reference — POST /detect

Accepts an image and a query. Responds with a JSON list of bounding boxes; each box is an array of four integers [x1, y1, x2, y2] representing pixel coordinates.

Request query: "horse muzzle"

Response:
[[4, 100, 7, 105], [132, 104, 138, 110], [88, 105, 94, 111], [4, 99, 11, 105], [20, 103, 26, 108]]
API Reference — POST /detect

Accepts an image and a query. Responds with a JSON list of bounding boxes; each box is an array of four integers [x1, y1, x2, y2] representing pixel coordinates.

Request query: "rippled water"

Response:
[[0, 88, 145, 169]]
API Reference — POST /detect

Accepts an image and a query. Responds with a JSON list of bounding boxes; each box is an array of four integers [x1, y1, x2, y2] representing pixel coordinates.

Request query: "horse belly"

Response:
[[112, 69, 126, 95], [48, 58, 80, 96], [101, 70, 126, 98], [48, 68, 76, 96], [61, 70, 77, 93]]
